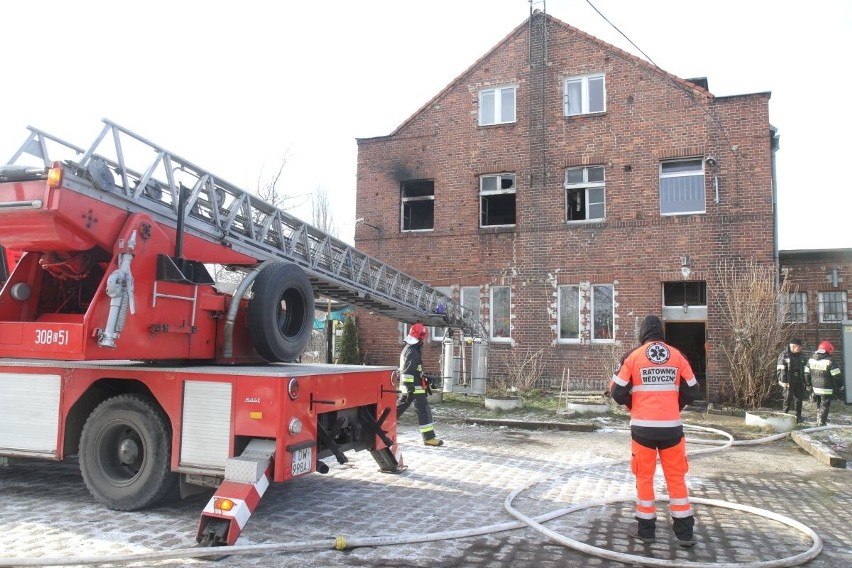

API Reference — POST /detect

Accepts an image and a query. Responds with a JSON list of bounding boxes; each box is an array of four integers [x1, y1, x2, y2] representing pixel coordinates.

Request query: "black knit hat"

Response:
[[639, 315, 664, 344], [790, 338, 803, 346]]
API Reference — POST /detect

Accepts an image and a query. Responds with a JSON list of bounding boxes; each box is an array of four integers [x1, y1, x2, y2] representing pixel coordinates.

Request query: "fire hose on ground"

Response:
[[0, 423, 845, 567]]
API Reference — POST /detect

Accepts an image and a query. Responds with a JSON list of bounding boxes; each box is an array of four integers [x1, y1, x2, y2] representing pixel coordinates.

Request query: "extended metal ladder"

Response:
[[7, 119, 480, 333]]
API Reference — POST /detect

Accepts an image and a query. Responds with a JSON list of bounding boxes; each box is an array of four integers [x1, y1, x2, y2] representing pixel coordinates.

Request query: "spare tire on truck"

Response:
[[248, 261, 315, 362]]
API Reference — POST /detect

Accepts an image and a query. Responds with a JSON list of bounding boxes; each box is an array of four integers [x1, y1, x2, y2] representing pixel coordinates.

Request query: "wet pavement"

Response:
[[1, 415, 851, 567]]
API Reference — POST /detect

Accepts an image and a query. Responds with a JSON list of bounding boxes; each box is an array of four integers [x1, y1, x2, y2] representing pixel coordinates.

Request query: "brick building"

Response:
[[779, 248, 851, 399], [353, 11, 779, 402]]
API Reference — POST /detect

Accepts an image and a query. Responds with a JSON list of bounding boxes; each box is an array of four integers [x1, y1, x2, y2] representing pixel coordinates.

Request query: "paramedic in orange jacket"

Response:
[[610, 315, 701, 547]]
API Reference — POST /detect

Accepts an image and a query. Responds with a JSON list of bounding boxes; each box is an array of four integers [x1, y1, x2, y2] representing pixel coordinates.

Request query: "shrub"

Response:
[[336, 314, 360, 365]]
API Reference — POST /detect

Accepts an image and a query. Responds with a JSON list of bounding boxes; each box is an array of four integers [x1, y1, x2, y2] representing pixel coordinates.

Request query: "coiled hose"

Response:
[[0, 424, 844, 567]]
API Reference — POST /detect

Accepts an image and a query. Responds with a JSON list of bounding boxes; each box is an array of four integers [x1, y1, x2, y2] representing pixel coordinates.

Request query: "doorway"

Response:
[[665, 321, 706, 400]]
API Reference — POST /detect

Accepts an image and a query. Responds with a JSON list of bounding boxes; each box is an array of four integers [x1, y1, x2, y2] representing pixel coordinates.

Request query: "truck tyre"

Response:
[[79, 394, 177, 511], [248, 262, 314, 362]]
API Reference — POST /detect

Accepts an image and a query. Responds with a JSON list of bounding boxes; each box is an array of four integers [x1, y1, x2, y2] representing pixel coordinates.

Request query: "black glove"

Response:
[[422, 375, 433, 396], [679, 392, 695, 410]]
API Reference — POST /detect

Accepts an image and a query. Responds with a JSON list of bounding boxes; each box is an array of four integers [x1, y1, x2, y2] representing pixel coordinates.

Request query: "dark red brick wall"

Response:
[[353, 15, 776, 402], [780, 250, 851, 371]]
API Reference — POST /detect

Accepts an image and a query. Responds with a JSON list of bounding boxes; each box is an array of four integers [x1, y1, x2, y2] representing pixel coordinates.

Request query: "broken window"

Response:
[[660, 158, 705, 215], [401, 180, 434, 231], [479, 86, 516, 126], [480, 173, 516, 227], [565, 166, 605, 222], [564, 73, 606, 116]]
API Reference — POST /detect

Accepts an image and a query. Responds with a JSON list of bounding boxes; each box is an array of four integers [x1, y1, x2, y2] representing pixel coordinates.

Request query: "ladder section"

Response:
[[7, 120, 480, 333]]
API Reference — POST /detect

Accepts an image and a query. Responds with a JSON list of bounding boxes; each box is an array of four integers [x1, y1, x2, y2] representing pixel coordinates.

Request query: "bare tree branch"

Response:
[[311, 186, 338, 238], [493, 348, 545, 395], [255, 159, 288, 208], [714, 259, 797, 409]]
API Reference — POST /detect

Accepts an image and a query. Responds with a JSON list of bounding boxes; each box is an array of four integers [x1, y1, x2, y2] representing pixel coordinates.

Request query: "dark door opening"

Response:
[[665, 321, 706, 400]]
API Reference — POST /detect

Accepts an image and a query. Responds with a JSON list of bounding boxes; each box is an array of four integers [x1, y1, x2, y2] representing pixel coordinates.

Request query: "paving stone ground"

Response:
[[0, 414, 850, 567]]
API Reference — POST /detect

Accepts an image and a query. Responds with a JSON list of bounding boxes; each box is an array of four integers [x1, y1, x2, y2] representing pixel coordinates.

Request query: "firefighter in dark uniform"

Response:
[[776, 337, 807, 423], [805, 341, 844, 426], [610, 315, 701, 548], [398, 322, 443, 446]]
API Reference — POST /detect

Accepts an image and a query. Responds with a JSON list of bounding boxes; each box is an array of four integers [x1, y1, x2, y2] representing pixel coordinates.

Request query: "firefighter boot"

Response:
[[673, 516, 696, 548], [423, 437, 444, 447], [628, 518, 656, 544]]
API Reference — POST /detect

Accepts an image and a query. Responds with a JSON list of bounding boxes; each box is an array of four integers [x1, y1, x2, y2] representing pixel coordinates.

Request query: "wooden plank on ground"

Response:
[[791, 431, 847, 468]]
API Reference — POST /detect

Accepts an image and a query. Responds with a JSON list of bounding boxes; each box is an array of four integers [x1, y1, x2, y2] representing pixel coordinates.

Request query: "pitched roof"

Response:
[[385, 11, 714, 138]]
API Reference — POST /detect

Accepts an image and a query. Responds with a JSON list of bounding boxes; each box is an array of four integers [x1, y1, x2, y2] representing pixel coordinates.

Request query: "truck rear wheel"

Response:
[[248, 262, 314, 362], [79, 394, 177, 511]]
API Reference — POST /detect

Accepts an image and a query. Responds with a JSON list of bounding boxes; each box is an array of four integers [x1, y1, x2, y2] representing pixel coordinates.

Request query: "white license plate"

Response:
[[291, 447, 312, 476]]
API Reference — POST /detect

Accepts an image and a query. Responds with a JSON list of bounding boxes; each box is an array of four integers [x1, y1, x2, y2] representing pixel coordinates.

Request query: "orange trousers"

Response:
[[630, 438, 692, 520]]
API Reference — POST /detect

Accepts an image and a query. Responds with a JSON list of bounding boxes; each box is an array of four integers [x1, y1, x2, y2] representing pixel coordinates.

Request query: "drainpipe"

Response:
[[770, 125, 781, 296]]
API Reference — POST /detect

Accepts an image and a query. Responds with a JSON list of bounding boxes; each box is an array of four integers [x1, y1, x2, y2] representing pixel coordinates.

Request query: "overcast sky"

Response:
[[1, 0, 849, 250]]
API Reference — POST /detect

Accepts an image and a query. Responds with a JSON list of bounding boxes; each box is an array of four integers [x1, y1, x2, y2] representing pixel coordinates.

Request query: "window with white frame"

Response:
[[461, 286, 481, 336], [401, 180, 434, 231], [558, 285, 580, 341], [782, 292, 808, 323], [480, 173, 516, 227], [490, 286, 511, 341], [565, 166, 605, 222], [564, 73, 605, 116], [430, 286, 452, 340], [478, 86, 516, 126], [660, 158, 705, 215], [592, 284, 614, 341], [818, 291, 847, 323]]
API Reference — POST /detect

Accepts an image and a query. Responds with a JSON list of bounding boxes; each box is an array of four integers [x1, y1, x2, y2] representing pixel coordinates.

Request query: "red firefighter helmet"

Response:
[[406, 322, 429, 343], [816, 341, 834, 355]]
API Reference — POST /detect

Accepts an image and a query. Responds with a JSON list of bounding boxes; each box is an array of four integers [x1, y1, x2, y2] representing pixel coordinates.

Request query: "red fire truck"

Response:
[[0, 121, 480, 546]]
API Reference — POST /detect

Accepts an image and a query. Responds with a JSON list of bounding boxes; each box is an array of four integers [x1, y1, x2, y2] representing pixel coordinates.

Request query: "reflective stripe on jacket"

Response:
[[776, 349, 806, 386], [805, 353, 841, 395], [613, 341, 697, 433], [400, 343, 423, 381]]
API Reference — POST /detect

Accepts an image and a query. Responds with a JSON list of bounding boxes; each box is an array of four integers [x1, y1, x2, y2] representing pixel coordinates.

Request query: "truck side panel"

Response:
[[0, 362, 398, 482], [180, 380, 233, 470], [0, 372, 61, 456]]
